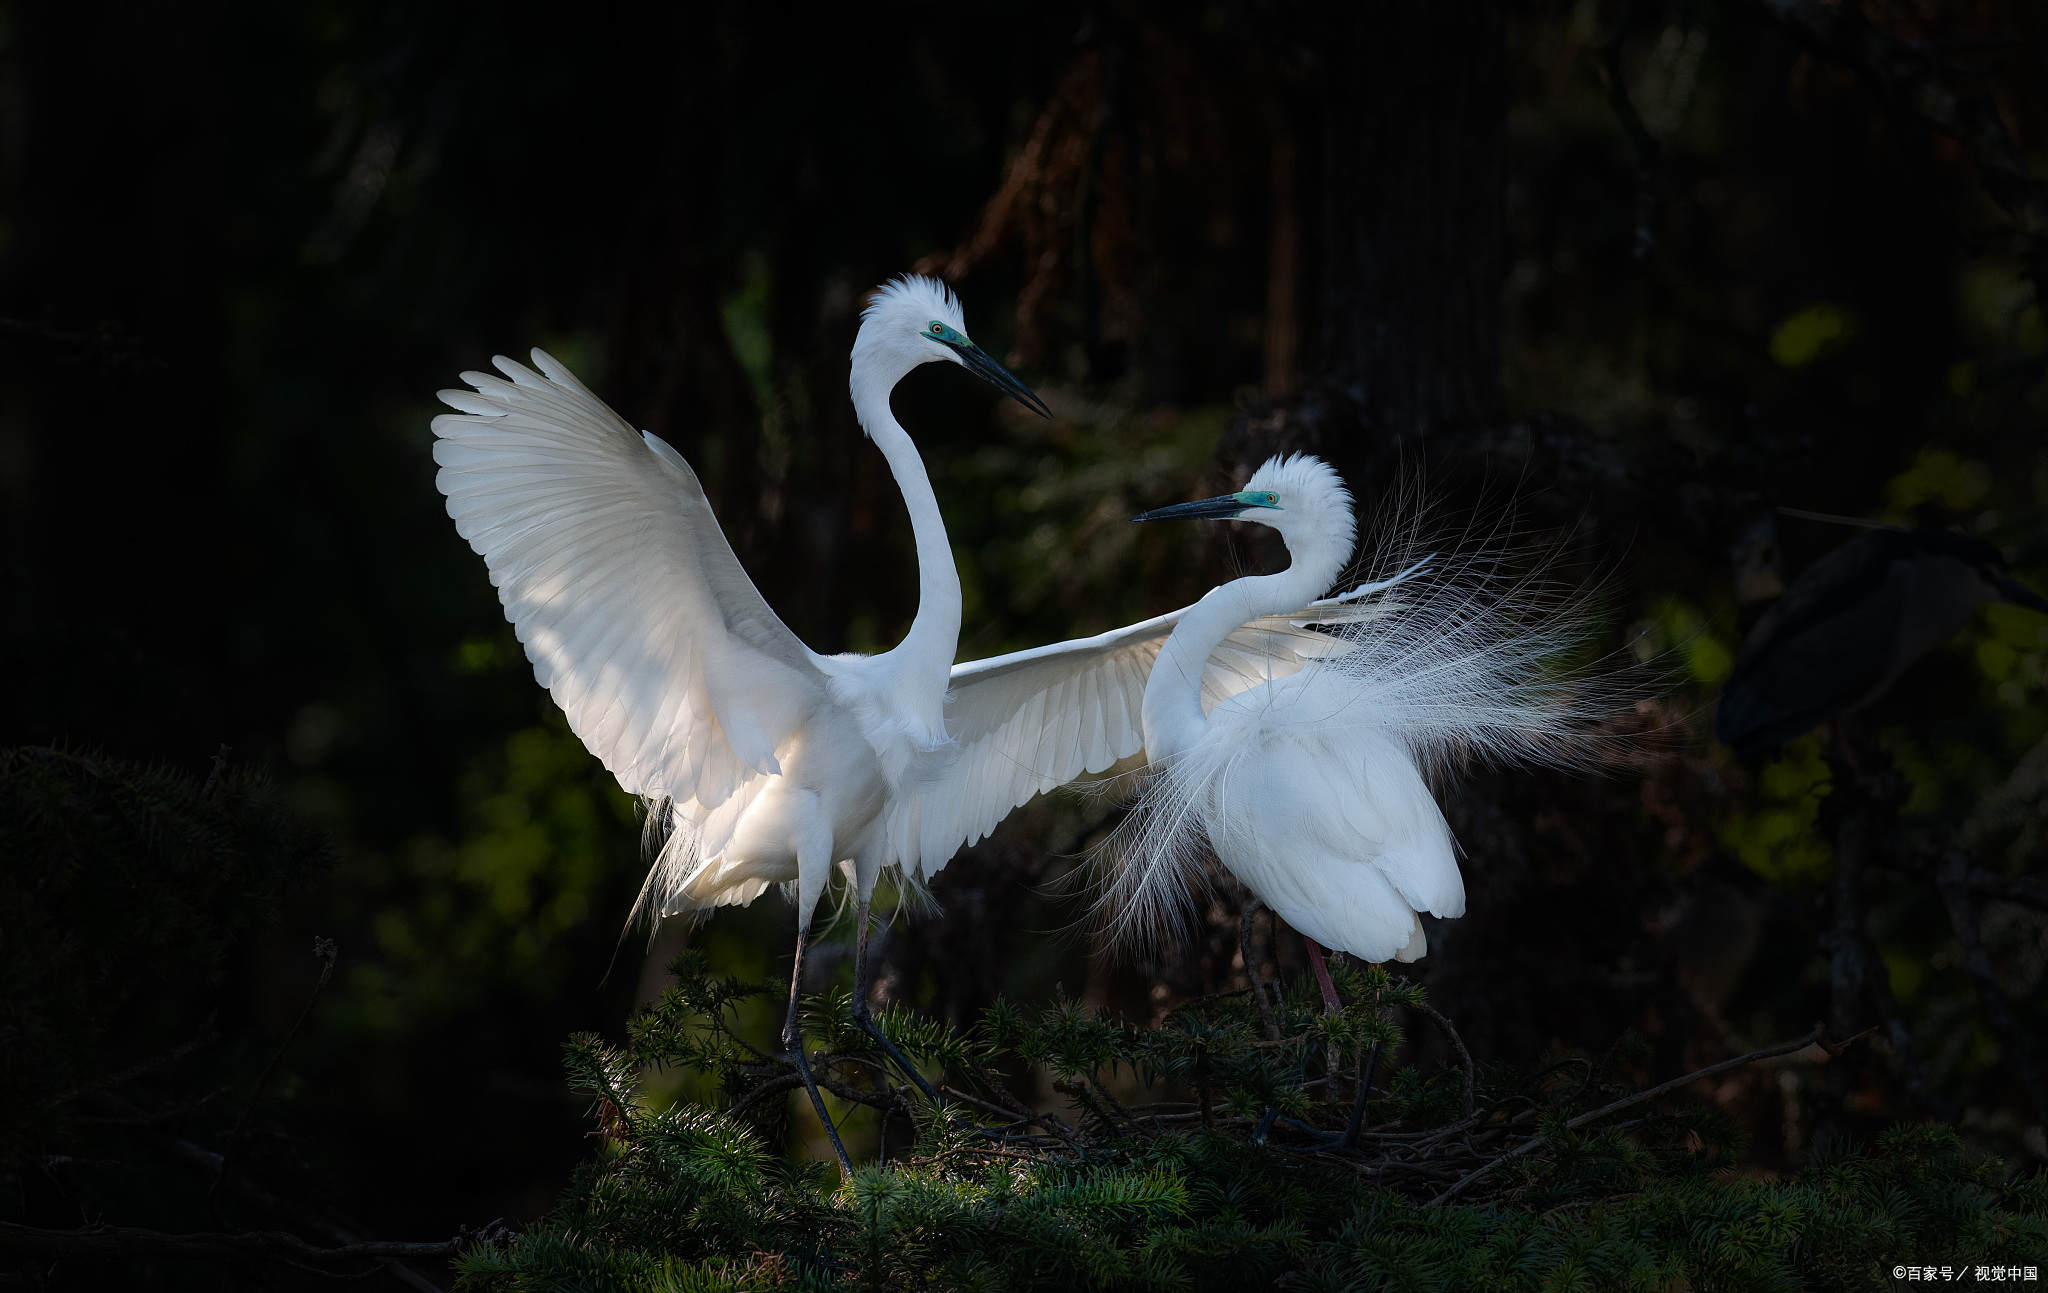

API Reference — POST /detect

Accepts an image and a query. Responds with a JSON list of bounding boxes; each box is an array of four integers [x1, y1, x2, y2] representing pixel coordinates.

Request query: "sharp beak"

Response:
[[956, 343, 1052, 419], [1133, 494, 1252, 523], [1995, 574, 2048, 615]]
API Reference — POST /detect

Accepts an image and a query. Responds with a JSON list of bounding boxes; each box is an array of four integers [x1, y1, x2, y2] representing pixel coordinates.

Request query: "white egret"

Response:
[[1106, 454, 1613, 995], [431, 279, 1372, 1171]]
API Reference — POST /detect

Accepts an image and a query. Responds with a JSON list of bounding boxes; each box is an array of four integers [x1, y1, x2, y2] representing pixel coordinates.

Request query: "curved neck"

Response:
[[1142, 535, 1342, 761], [852, 374, 960, 720]]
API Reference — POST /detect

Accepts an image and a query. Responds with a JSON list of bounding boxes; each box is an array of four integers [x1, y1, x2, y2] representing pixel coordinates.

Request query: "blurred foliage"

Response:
[[330, 714, 641, 1036], [0, 748, 357, 1289], [0, 746, 330, 1165]]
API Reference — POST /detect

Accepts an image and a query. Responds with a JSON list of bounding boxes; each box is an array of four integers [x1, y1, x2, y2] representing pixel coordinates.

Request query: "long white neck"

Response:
[[851, 367, 960, 738], [1142, 531, 1344, 761]]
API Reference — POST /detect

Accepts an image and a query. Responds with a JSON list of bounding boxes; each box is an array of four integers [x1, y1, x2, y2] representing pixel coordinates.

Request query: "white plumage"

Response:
[[429, 281, 1397, 1168], [432, 282, 1387, 930], [1104, 454, 1615, 966]]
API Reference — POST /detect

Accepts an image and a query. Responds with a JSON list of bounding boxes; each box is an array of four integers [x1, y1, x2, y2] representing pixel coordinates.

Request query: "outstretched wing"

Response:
[[883, 596, 1392, 876], [432, 350, 827, 814]]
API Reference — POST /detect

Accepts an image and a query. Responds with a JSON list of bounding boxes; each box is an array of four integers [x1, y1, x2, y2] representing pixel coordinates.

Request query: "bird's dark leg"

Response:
[[1342, 959, 1383, 1149], [784, 920, 853, 1177], [850, 896, 941, 1104], [1343, 1042, 1381, 1148], [1303, 938, 1344, 1108], [1303, 938, 1343, 1014]]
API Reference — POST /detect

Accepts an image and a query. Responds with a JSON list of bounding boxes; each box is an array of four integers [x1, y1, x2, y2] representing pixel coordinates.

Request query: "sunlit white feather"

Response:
[[431, 291, 1390, 934], [1100, 455, 1619, 964]]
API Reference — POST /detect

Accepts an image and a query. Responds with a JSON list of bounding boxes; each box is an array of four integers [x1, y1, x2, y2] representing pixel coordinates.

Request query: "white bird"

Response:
[[1106, 454, 1613, 997], [431, 280, 1381, 1171]]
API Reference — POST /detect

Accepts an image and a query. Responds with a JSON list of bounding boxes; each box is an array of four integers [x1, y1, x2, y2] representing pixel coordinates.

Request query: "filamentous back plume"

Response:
[[1096, 455, 1639, 975]]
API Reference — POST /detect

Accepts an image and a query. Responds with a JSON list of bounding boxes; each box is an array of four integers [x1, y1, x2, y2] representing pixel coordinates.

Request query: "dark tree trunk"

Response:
[[1220, 2, 1506, 489]]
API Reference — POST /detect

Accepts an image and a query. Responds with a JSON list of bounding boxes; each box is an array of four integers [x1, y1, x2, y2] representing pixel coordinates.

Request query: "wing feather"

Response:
[[888, 592, 1392, 875], [432, 349, 826, 813]]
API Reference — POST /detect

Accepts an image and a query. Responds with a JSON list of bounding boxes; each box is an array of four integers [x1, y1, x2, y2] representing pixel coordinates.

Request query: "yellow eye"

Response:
[[930, 322, 944, 334]]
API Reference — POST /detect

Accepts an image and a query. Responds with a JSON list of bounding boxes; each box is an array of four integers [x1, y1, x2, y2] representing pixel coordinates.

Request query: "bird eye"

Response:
[[930, 322, 944, 334], [1264, 493, 1277, 504]]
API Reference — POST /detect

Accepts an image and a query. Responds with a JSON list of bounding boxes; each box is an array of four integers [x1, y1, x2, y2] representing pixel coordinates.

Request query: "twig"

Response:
[[1429, 1025, 1854, 1205], [160, 1136, 451, 1293], [1565, 1025, 1860, 1132], [937, 1083, 1081, 1147], [1413, 1001, 1476, 1121], [45, 1017, 218, 1109], [0, 316, 167, 374], [225, 938, 337, 1150], [1936, 846, 2048, 1123], [727, 1073, 807, 1121], [213, 938, 338, 1219], [74, 1087, 231, 1125]]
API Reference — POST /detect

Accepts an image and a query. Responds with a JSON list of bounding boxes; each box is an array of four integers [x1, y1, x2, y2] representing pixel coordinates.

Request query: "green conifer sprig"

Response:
[[455, 956, 2048, 1290]]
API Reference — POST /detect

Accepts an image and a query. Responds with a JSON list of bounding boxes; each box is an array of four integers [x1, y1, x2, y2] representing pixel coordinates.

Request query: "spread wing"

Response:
[[431, 349, 828, 816], [884, 591, 1400, 876]]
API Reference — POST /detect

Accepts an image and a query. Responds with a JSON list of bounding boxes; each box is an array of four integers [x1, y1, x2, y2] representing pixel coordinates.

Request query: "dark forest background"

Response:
[[5, 0, 2048, 1268]]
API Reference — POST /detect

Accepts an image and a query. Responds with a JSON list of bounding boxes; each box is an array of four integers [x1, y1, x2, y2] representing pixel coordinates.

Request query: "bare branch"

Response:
[[1412, 1000, 1476, 1121], [1430, 1025, 1850, 1205]]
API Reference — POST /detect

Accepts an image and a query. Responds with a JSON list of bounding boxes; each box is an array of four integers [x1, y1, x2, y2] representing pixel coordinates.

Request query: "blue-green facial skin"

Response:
[[1233, 490, 1282, 510], [925, 320, 972, 349]]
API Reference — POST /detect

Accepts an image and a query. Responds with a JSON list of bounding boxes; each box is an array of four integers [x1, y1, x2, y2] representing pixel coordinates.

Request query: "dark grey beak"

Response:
[[1133, 494, 1251, 523], [957, 343, 1052, 419], [1995, 573, 2048, 616]]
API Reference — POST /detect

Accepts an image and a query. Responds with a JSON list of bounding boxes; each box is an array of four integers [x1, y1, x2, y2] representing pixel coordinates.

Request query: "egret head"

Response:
[[1133, 453, 1358, 578], [852, 275, 1050, 420]]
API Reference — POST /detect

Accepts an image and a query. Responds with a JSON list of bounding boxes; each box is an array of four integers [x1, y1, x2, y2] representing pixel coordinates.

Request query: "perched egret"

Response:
[[1716, 527, 2048, 757], [432, 278, 1368, 1171], [1105, 454, 1613, 987]]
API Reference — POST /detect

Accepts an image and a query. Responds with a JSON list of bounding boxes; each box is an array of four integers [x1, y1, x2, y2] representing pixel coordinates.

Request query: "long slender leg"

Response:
[[849, 895, 942, 1104], [1342, 1041, 1380, 1148], [1342, 959, 1384, 1149], [1304, 938, 1342, 1014], [785, 919, 854, 1177], [1303, 938, 1344, 1107]]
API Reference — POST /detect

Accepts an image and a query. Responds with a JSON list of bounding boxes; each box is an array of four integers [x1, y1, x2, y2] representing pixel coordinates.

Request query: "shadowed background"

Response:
[[4, 0, 2047, 1249]]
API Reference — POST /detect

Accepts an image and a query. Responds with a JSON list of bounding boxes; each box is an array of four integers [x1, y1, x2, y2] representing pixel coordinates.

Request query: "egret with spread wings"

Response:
[[431, 278, 1368, 1172]]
